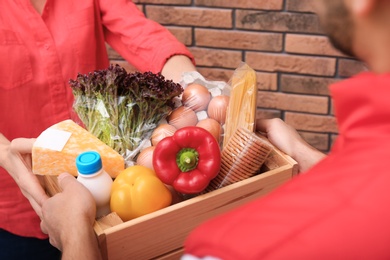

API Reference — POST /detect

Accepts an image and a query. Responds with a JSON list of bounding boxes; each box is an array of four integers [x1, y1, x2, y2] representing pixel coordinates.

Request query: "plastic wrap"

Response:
[[204, 127, 273, 192], [223, 62, 258, 148]]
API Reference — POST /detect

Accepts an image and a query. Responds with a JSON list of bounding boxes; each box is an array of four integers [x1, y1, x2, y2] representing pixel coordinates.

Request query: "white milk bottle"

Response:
[[76, 151, 113, 218]]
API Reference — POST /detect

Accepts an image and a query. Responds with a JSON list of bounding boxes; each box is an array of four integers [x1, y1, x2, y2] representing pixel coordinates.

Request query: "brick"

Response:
[[331, 134, 339, 148], [195, 0, 283, 10], [166, 26, 193, 45], [146, 6, 232, 28], [256, 109, 282, 120], [133, 0, 191, 4], [258, 91, 329, 114], [330, 99, 336, 116], [286, 0, 317, 13], [256, 72, 278, 91], [280, 74, 340, 95], [189, 47, 242, 69], [299, 131, 330, 152], [285, 34, 345, 57], [338, 59, 368, 78], [195, 29, 282, 52], [285, 112, 338, 133], [197, 67, 234, 82], [236, 10, 323, 34], [246, 52, 336, 76]]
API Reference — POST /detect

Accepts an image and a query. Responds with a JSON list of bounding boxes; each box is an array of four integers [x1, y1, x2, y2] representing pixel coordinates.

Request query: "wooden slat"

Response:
[[157, 248, 184, 260]]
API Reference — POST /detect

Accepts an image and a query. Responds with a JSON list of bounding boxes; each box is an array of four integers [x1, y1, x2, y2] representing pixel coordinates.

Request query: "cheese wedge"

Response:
[[32, 119, 124, 178]]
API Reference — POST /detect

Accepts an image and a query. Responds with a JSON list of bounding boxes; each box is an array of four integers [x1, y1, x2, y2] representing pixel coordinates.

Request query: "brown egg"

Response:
[[151, 123, 177, 146], [182, 83, 211, 112], [196, 118, 223, 143], [207, 95, 230, 124], [167, 106, 198, 129]]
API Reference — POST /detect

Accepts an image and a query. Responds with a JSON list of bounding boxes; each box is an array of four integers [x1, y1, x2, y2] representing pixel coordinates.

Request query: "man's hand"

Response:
[[40, 173, 101, 259], [40, 173, 97, 252], [256, 118, 326, 173]]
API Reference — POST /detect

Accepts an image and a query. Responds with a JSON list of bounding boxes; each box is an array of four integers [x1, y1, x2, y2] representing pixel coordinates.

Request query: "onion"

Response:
[[207, 95, 230, 124], [182, 83, 211, 112], [151, 124, 177, 146], [136, 146, 155, 170], [196, 118, 223, 143], [167, 106, 198, 129]]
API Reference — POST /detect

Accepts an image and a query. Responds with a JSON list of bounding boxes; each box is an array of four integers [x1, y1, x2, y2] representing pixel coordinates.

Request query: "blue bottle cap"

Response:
[[76, 151, 102, 175]]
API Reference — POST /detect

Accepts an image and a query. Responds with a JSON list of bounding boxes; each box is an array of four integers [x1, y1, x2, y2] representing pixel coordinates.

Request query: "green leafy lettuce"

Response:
[[69, 64, 183, 164]]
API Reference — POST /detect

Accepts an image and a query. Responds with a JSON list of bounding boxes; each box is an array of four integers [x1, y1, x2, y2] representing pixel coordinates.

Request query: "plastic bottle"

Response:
[[76, 151, 113, 218]]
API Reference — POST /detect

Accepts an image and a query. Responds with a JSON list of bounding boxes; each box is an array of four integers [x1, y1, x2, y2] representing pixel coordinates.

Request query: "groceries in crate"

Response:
[[31, 62, 275, 222], [110, 165, 172, 221], [153, 126, 221, 194]]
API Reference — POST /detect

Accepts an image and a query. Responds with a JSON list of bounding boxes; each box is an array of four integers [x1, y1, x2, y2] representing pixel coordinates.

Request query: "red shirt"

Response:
[[0, 0, 193, 238], [184, 73, 390, 259]]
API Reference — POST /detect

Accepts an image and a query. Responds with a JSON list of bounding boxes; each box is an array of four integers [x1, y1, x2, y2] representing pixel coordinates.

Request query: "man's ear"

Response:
[[349, 0, 376, 16]]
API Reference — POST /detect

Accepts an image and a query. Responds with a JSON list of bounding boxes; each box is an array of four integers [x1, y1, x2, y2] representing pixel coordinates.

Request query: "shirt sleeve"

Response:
[[98, 0, 195, 73]]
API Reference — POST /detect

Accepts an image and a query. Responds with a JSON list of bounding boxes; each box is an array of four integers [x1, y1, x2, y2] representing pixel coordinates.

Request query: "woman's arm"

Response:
[[99, 0, 196, 78]]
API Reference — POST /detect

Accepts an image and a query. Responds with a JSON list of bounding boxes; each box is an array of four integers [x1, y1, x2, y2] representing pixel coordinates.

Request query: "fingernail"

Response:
[[57, 172, 68, 182]]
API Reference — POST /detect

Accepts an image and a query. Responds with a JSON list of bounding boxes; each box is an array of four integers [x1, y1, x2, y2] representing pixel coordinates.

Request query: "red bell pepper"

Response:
[[153, 126, 221, 194]]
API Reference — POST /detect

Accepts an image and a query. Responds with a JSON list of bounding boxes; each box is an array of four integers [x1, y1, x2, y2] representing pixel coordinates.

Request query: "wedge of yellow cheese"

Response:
[[32, 119, 124, 178]]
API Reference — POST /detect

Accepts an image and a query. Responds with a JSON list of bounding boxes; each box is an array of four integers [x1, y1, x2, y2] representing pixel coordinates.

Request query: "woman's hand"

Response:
[[256, 118, 326, 173], [0, 134, 48, 217], [161, 55, 197, 83]]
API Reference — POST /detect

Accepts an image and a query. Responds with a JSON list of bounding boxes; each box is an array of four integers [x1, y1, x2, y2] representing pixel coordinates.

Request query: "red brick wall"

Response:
[[108, 0, 367, 153]]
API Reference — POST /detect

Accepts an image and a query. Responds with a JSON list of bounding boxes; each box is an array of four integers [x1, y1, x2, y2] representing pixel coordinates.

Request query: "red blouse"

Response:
[[0, 0, 193, 238]]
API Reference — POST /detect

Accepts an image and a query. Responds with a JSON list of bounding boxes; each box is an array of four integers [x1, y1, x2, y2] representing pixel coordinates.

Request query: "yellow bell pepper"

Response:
[[110, 165, 172, 221]]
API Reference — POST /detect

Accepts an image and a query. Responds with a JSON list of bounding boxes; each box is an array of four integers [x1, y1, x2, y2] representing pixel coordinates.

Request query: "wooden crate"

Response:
[[88, 146, 298, 260]]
